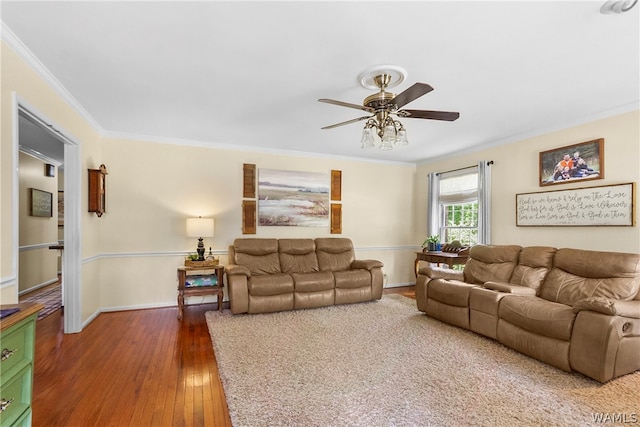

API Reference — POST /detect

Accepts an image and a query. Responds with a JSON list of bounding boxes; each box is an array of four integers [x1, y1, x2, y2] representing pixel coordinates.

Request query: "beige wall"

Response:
[[2, 37, 639, 321], [18, 152, 59, 293], [415, 111, 640, 253], [1, 42, 103, 316], [99, 137, 417, 309]]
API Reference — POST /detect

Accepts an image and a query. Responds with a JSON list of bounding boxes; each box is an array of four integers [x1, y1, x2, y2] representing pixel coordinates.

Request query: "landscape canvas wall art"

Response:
[[258, 169, 330, 227]]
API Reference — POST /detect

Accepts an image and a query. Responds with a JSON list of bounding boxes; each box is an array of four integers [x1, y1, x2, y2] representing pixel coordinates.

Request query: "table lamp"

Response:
[[186, 217, 215, 261]]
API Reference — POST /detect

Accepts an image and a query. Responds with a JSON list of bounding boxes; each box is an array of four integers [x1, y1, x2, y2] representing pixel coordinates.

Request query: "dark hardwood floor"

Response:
[[33, 286, 416, 426]]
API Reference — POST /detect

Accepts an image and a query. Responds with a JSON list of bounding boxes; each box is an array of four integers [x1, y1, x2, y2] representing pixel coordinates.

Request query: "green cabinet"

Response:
[[1, 304, 42, 427]]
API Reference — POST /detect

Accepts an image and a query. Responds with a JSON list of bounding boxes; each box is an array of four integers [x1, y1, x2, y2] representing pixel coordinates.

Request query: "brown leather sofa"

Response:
[[416, 244, 640, 383], [226, 238, 384, 314]]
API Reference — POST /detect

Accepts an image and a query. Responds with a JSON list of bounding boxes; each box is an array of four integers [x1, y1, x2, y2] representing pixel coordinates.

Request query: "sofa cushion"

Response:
[[279, 239, 320, 273], [540, 249, 640, 305], [509, 246, 556, 292], [248, 274, 294, 296], [335, 287, 372, 305], [426, 299, 471, 329], [292, 271, 334, 292], [484, 281, 537, 295], [315, 238, 355, 272], [428, 279, 478, 307], [295, 289, 335, 310], [463, 245, 521, 284], [249, 294, 294, 314], [334, 270, 370, 289], [234, 238, 281, 275], [499, 295, 576, 341], [470, 287, 507, 315]]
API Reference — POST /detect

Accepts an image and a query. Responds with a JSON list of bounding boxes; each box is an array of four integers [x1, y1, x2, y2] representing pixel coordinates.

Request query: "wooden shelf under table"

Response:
[[177, 265, 224, 320]]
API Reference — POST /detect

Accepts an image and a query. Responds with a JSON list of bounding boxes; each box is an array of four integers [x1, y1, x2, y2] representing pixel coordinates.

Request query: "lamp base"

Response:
[[196, 237, 205, 261]]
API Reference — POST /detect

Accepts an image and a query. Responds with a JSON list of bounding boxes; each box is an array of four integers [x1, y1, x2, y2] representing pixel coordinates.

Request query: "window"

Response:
[[443, 201, 478, 246], [427, 161, 492, 246]]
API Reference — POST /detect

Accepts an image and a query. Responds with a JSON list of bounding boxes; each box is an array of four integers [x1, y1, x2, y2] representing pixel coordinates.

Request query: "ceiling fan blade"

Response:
[[389, 83, 434, 109], [318, 98, 375, 113], [398, 109, 460, 121], [321, 115, 372, 129]]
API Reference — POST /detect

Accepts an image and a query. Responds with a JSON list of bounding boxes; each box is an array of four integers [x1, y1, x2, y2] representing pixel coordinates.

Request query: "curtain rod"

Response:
[[436, 160, 493, 176]]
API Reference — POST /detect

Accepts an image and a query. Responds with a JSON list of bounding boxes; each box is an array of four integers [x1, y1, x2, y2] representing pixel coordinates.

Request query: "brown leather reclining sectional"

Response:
[[226, 238, 384, 315], [416, 244, 640, 383]]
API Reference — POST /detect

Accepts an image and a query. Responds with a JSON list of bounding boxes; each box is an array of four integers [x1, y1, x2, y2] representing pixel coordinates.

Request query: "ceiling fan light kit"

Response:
[[320, 65, 459, 151]]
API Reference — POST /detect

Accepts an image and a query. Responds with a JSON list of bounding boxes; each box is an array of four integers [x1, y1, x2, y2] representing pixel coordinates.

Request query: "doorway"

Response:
[[17, 117, 64, 319], [15, 98, 82, 333]]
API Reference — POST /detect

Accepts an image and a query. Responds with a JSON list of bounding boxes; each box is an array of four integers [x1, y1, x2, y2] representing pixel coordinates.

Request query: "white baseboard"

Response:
[[18, 277, 59, 296], [81, 309, 101, 331], [100, 301, 176, 313], [384, 282, 415, 288]]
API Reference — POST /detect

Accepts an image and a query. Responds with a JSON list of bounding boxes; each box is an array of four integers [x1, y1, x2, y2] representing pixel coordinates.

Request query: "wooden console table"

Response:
[[414, 251, 469, 277], [177, 265, 224, 320]]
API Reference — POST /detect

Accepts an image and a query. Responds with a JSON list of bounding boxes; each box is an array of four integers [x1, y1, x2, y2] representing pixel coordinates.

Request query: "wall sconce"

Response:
[[186, 217, 215, 261]]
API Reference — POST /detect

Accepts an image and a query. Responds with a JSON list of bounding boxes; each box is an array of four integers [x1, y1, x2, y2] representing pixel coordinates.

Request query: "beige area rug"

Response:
[[206, 295, 639, 427]]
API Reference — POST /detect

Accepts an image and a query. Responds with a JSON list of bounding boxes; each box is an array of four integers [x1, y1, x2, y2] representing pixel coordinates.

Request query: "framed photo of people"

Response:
[[539, 138, 604, 187]]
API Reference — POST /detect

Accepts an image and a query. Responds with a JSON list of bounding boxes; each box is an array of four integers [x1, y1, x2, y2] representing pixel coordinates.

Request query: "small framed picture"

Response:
[[539, 138, 604, 186], [30, 188, 53, 217]]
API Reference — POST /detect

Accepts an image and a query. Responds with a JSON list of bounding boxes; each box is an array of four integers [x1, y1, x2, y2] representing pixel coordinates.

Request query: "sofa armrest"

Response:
[[484, 281, 536, 295], [351, 259, 384, 271], [570, 311, 640, 382], [226, 266, 249, 314], [417, 266, 464, 282], [226, 263, 251, 277], [572, 297, 640, 319]]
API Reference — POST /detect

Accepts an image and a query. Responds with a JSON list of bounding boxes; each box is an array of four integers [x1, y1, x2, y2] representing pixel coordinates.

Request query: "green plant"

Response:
[[422, 235, 440, 247], [187, 253, 199, 261]]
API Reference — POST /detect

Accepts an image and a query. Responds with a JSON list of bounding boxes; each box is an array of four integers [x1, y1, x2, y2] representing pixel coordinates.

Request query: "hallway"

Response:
[[19, 279, 62, 320]]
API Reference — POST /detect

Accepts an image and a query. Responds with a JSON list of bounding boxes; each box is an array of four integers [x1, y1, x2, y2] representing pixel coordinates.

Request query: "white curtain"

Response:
[[477, 160, 492, 244], [426, 161, 493, 245], [426, 172, 440, 238]]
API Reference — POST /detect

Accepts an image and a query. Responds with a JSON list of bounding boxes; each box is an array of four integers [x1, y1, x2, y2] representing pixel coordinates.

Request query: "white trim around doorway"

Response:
[[13, 94, 83, 333]]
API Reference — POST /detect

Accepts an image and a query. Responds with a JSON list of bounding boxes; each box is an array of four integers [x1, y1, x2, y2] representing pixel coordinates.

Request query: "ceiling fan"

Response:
[[318, 65, 459, 150]]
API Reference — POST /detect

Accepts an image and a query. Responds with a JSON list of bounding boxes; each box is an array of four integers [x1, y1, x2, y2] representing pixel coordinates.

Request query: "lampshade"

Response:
[[396, 127, 409, 145], [360, 127, 375, 149], [186, 217, 215, 238]]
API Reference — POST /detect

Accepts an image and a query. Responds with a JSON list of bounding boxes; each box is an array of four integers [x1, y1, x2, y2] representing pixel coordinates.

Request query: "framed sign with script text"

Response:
[[516, 182, 635, 226]]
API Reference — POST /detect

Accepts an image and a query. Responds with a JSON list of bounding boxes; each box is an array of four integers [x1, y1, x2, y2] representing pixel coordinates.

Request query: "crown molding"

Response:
[[0, 22, 415, 167], [103, 130, 417, 167], [417, 102, 640, 166], [1, 21, 105, 135], [19, 145, 63, 167]]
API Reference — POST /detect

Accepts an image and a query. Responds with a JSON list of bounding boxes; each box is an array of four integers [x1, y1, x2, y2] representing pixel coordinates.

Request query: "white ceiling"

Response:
[[2, 1, 639, 165]]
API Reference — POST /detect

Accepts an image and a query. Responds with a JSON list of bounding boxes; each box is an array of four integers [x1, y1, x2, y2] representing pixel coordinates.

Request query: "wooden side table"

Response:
[[177, 265, 224, 320], [414, 251, 469, 277]]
